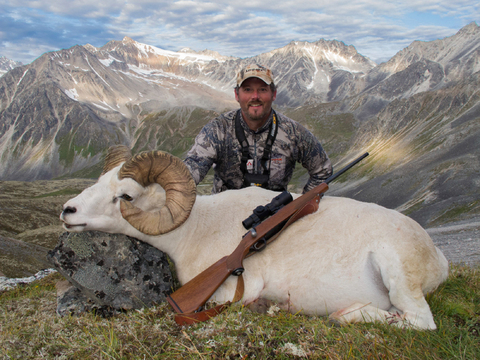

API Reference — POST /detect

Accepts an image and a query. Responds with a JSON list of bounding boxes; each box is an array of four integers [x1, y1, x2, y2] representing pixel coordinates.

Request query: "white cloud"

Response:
[[1, 0, 479, 63]]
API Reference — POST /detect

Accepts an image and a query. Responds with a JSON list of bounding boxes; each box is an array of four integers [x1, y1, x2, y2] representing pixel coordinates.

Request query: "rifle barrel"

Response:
[[325, 152, 369, 184]]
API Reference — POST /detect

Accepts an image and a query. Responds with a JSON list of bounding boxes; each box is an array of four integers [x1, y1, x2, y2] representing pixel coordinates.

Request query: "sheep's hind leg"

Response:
[[381, 266, 437, 330], [332, 252, 439, 330], [386, 287, 437, 330]]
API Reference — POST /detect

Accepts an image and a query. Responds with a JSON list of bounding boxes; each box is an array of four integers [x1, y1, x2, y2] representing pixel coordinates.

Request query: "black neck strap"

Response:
[[234, 109, 279, 177]]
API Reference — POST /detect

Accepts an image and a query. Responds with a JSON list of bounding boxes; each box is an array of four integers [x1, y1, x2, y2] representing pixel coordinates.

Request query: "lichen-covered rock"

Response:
[[47, 231, 174, 315]]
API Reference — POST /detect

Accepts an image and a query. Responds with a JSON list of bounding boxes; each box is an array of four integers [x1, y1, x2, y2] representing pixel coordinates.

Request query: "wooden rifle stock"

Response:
[[167, 256, 230, 314], [167, 152, 369, 324]]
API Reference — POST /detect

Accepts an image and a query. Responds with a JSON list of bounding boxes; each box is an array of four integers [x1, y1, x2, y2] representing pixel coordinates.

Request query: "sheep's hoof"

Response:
[[327, 316, 343, 327], [246, 298, 274, 314]]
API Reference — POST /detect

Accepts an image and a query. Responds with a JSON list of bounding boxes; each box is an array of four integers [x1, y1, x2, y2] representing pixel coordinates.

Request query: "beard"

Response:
[[244, 102, 271, 122]]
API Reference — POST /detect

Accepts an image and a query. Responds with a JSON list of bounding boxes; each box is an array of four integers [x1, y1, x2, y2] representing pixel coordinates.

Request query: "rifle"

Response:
[[167, 152, 369, 325]]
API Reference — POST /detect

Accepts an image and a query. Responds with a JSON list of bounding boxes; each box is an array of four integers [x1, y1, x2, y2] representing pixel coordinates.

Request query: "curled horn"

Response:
[[102, 145, 132, 175], [117, 150, 196, 235]]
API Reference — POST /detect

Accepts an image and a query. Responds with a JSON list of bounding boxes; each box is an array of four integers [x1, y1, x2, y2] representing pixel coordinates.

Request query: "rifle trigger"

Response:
[[251, 238, 267, 252]]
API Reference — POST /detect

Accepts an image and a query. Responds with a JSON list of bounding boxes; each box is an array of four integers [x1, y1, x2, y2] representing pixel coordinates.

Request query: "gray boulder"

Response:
[[47, 231, 174, 315]]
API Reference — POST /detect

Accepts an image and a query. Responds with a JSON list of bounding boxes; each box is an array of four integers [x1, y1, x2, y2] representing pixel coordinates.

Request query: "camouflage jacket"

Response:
[[184, 109, 332, 194]]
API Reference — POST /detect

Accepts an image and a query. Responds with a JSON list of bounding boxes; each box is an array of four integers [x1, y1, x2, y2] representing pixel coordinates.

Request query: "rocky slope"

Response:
[[333, 71, 480, 227], [0, 179, 95, 277]]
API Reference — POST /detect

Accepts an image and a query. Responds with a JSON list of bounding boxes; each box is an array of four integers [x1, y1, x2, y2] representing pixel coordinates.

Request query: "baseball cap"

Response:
[[236, 64, 274, 86]]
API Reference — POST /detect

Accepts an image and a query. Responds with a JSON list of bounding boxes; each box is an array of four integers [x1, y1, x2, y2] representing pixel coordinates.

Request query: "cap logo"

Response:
[[236, 64, 274, 86]]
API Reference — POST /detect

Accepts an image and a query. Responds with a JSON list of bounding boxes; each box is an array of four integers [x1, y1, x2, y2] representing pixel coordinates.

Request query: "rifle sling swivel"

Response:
[[232, 268, 244, 276]]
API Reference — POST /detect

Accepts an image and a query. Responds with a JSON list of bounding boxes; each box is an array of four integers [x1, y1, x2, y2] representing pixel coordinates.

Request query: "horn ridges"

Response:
[[102, 145, 132, 175]]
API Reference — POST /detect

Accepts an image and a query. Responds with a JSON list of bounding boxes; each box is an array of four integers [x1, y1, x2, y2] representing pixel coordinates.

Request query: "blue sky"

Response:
[[1, 0, 479, 64]]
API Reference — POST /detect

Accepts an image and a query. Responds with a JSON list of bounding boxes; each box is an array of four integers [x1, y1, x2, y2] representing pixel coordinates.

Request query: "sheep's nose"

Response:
[[63, 206, 77, 214]]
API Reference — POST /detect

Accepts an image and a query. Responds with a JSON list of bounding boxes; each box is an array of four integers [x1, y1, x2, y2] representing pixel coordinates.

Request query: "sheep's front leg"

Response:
[[328, 301, 436, 330]]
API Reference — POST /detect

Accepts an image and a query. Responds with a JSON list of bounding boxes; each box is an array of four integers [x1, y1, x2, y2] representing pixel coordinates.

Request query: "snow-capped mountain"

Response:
[[0, 56, 22, 77], [252, 39, 376, 106]]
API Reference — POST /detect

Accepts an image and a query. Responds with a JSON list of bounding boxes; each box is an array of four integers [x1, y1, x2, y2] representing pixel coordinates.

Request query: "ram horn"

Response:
[[102, 145, 132, 175], [117, 150, 196, 235]]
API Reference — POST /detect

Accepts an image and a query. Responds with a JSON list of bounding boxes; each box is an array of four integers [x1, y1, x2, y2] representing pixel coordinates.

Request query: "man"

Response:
[[184, 64, 332, 194]]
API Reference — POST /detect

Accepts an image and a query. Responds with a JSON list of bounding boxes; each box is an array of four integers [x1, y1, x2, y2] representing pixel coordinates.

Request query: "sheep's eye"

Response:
[[120, 194, 133, 201]]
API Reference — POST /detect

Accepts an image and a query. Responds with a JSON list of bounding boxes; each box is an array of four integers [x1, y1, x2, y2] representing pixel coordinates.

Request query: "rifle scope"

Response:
[[242, 191, 293, 230]]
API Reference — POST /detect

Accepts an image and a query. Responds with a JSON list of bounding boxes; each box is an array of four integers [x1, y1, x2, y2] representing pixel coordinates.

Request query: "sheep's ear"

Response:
[[101, 145, 132, 175]]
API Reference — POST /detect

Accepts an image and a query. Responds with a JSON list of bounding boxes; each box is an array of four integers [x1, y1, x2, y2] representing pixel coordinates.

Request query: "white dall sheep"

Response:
[[60, 145, 449, 329]]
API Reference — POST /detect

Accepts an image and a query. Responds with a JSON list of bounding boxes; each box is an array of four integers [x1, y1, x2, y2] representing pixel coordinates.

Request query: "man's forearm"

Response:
[[303, 158, 333, 193], [183, 157, 212, 185]]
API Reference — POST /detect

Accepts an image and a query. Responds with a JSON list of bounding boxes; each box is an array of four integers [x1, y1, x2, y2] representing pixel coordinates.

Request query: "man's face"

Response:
[[235, 77, 277, 130]]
